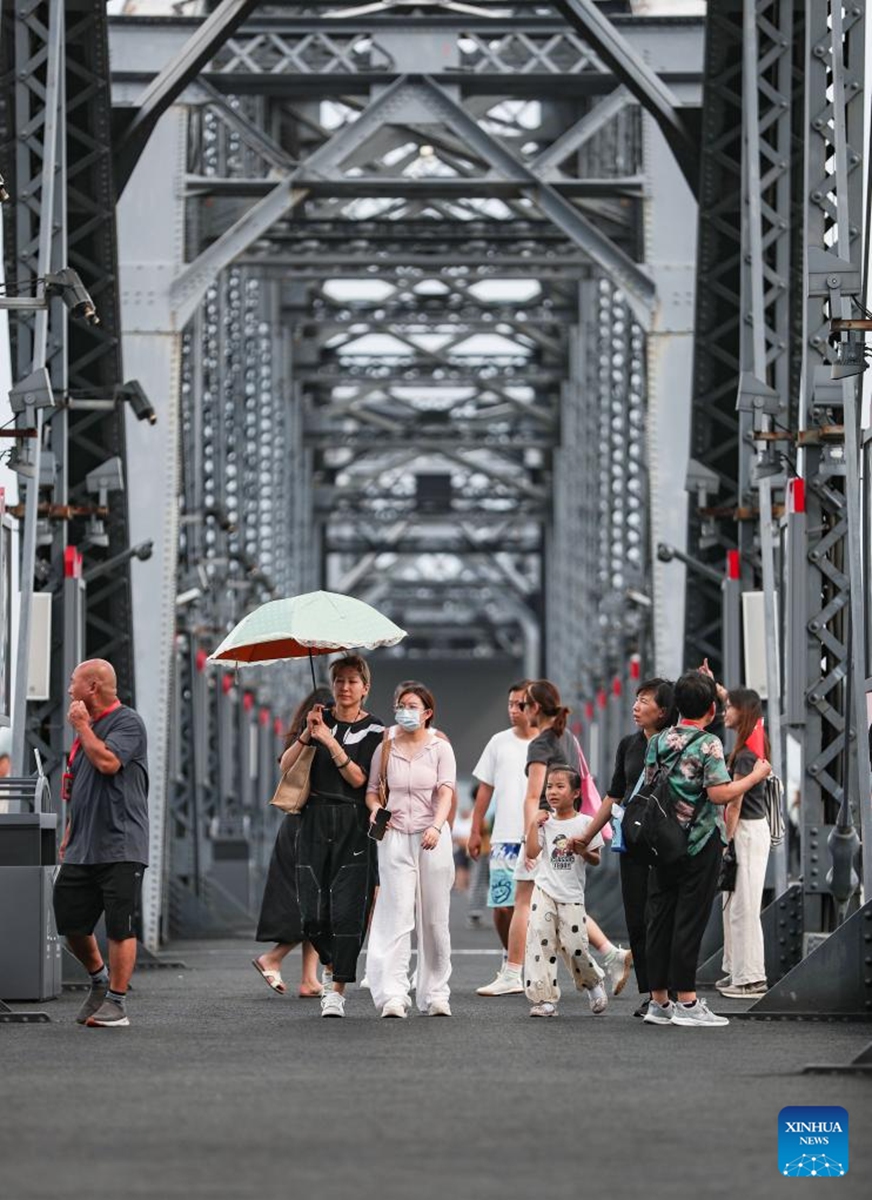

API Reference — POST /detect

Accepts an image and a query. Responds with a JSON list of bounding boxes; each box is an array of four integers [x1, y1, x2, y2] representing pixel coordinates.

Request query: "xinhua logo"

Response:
[[778, 1107, 849, 1177]]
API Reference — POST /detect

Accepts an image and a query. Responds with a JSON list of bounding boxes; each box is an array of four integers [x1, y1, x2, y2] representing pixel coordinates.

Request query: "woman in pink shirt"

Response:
[[365, 681, 456, 1018]]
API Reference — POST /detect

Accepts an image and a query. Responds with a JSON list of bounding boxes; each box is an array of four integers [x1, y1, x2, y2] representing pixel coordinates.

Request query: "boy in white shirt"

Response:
[[524, 763, 606, 1018]]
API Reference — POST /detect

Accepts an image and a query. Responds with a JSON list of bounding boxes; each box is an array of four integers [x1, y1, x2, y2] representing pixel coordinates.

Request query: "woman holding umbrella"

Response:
[[260, 655, 385, 1018], [209, 591, 406, 1016]]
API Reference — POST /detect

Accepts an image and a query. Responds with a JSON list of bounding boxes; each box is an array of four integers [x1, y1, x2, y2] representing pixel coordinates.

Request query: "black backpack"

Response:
[[622, 730, 708, 866]]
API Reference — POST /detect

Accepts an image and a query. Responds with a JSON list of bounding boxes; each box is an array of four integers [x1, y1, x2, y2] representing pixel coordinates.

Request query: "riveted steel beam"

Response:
[[553, 0, 698, 193]]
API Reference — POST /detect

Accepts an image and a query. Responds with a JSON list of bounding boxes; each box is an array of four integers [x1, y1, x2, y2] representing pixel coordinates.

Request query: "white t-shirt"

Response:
[[472, 727, 534, 843], [535, 813, 603, 905]]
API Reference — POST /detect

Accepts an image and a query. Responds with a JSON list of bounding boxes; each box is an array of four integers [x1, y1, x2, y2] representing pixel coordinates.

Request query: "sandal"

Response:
[[252, 957, 287, 994]]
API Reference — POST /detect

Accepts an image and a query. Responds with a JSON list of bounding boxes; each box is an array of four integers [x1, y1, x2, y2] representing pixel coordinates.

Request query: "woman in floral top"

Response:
[[642, 671, 771, 1029]]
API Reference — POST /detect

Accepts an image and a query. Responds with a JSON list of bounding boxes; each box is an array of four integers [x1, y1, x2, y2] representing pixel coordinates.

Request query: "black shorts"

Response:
[[53, 862, 145, 941]]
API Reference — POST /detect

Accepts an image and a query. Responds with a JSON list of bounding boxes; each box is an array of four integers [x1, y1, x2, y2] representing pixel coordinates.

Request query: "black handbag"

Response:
[[717, 839, 738, 892], [623, 730, 708, 867]]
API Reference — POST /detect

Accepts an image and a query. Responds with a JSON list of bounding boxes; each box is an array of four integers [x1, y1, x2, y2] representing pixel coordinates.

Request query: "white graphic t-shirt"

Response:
[[472, 727, 534, 843], [535, 813, 603, 905]]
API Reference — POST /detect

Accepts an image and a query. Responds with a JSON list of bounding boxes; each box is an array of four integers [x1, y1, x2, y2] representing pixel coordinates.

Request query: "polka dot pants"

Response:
[[524, 884, 603, 1005]]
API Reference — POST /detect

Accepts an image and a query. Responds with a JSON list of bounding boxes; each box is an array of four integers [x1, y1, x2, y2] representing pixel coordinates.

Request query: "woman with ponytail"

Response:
[[717, 687, 771, 999]]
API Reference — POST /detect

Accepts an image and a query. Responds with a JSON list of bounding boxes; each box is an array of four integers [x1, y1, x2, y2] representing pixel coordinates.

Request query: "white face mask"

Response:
[[394, 707, 423, 731]]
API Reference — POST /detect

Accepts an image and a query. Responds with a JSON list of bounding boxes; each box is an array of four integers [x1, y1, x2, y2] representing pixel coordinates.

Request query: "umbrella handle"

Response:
[[308, 649, 317, 692]]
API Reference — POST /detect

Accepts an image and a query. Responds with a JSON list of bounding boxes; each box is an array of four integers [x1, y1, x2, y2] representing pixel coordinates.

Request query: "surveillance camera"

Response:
[[830, 333, 868, 380], [0, 172, 9, 203], [85, 455, 125, 496], [656, 543, 675, 563], [44, 268, 99, 325], [115, 379, 157, 425], [84, 516, 109, 549], [176, 587, 202, 608], [134, 540, 154, 562]]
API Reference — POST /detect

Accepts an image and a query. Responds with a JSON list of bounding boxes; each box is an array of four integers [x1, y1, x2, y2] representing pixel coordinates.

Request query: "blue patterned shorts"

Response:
[[488, 842, 522, 907]]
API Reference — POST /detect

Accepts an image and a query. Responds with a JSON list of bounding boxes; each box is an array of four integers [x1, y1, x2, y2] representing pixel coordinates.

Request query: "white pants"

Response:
[[524, 885, 604, 1005], [722, 818, 770, 984], [368, 827, 454, 1012]]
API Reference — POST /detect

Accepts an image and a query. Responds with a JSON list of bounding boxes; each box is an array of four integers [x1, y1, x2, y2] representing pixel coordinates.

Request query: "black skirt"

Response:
[[255, 812, 305, 945], [255, 800, 379, 982]]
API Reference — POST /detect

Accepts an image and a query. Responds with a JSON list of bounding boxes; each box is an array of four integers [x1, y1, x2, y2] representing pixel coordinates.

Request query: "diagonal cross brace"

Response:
[[115, 0, 262, 194], [172, 74, 656, 331], [553, 0, 698, 194]]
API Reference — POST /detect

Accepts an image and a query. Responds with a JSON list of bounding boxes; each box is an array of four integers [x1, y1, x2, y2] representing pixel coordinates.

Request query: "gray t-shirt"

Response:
[[64, 705, 150, 866]]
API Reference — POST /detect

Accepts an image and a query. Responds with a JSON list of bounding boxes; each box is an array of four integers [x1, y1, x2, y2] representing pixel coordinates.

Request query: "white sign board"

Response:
[[742, 589, 780, 700], [27, 592, 53, 701]]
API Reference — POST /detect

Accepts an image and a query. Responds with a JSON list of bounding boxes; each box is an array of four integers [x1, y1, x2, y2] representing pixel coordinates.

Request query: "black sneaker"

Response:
[[633, 997, 651, 1019], [85, 998, 129, 1027], [75, 981, 109, 1025]]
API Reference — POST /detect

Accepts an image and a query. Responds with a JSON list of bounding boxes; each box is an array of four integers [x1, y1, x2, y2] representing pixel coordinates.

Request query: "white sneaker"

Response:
[[529, 1002, 558, 1018], [320, 991, 345, 1018], [381, 998, 408, 1019], [358, 975, 370, 990], [476, 970, 524, 996], [587, 983, 608, 1015], [670, 999, 729, 1027], [427, 999, 452, 1017], [322, 970, 334, 990], [604, 947, 633, 996]]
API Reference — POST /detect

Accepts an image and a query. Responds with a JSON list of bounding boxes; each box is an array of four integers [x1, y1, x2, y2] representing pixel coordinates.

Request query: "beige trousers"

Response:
[[722, 818, 770, 985], [524, 884, 604, 1005]]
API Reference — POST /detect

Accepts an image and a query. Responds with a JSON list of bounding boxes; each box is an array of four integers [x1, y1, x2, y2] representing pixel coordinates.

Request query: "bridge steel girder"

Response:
[[114, 0, 260, 193], [552, 0, 699, 193], [0, 0, 137, 798], [107, 12, 705, 100]]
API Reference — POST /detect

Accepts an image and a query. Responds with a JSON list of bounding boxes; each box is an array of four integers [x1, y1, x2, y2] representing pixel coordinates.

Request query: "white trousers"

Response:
[[722, 818, 770, 984], [368, 827, 454, 1012], [524, 885, 604, 1005]]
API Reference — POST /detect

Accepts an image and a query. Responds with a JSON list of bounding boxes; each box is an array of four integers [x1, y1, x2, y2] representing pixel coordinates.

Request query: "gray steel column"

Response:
[[117, 105, 188, 948], [737, 0, 794, 896], [641, 113, 699, 678], [796, 0, 866, 930], [10, 0, 65, 776]]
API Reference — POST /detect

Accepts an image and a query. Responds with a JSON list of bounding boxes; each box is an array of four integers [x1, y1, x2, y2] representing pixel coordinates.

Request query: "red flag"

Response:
[[746, 718, 766, 759]]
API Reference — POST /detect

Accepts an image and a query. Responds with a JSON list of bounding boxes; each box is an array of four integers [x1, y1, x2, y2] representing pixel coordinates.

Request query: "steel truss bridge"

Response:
[[1, 0, 870, 1023]]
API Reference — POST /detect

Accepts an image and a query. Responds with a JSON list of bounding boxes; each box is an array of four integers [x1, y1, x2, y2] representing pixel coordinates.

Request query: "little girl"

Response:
[[524, 763, 606, 1017]]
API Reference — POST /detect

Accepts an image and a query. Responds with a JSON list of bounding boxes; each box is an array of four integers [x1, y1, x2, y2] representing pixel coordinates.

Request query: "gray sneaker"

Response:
[[85, 998, 130, 1027], [643, 1000, 675, 1026], [670, 998, 729, 1027], [75, 981, 109, 1025]]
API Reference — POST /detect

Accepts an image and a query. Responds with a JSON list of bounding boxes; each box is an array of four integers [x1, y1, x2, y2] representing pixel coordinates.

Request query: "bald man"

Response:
[[53, 659, 149, 1027]]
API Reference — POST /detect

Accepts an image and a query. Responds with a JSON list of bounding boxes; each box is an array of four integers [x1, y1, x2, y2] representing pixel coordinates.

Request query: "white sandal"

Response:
[[252, 957, 287, 994]]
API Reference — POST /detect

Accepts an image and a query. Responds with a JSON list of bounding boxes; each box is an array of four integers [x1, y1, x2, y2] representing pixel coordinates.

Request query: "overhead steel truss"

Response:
[[97, 1, 703, 936]]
